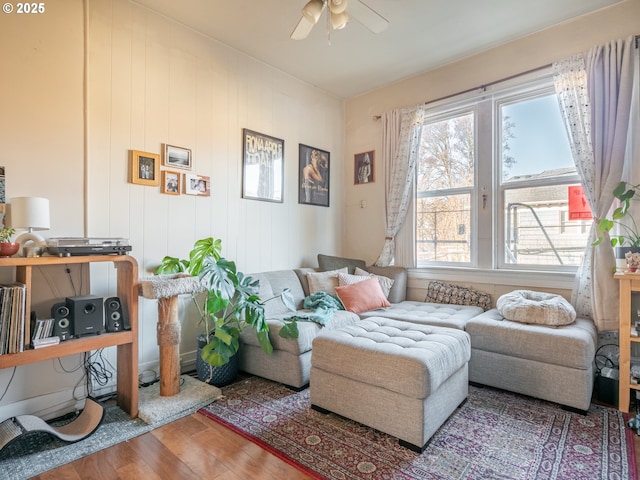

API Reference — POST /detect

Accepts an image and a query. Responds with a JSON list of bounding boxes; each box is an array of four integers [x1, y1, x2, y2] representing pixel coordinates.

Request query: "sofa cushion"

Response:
[[317, 254, 366, 274], [496, 290, 576, 326], [334, 277, 391, 314], [358, 265, 407, 303], [252, 270, 307, 311], [466, 309, 596, 370], [358, 301, 482, 330], [294, 267, 316, 298], [307, 268, 348, 296], [239, 309, 359, 355], [425, 280, 492, 311]]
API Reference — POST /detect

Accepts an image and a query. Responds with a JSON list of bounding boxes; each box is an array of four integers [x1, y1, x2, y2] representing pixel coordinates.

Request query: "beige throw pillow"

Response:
[[306, 267, 348, 296]]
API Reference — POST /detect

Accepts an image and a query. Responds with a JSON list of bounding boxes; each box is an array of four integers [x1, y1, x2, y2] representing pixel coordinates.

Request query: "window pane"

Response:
[[417, 194, 470, 263], [417, 113, 474, 191], [501, 94, 574, 182], [504, 185, 590, 266]]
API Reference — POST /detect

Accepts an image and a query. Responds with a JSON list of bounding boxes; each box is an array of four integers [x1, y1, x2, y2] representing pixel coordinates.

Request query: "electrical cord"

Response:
[[0, 367, 16, 402], [139, 369, 159, 388]]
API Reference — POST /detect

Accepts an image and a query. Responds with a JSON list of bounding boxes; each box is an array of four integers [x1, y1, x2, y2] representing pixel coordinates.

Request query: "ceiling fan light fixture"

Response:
[[328, 0, 348, 14], [302, 0, 324, 24], [331, 10, 349, 30]]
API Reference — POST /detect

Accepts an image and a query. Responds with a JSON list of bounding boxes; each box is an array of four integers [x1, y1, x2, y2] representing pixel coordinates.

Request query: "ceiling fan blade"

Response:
[[349, 0, 389, 34], [291, 16, 315, 40]]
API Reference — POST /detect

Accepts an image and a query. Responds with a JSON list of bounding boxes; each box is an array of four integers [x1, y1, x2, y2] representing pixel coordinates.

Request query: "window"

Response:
[[415, 73, 590, 272]]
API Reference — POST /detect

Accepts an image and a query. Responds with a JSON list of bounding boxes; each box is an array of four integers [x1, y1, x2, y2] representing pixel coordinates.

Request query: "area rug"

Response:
[[0, 374, 222, 480], [199, 376, 637, 480]]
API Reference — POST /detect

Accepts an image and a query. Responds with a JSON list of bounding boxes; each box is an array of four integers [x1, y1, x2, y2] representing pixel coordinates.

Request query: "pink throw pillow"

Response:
[[334, 277, 391, 314]]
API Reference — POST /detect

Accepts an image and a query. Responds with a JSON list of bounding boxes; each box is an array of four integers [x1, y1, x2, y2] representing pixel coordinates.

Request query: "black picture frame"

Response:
[[242, 129, 284, 203], [298, 144, 330, 207]]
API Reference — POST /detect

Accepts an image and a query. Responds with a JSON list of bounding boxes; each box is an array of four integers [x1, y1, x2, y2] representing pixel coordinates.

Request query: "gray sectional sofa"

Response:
[[239, 255, 597, 412]]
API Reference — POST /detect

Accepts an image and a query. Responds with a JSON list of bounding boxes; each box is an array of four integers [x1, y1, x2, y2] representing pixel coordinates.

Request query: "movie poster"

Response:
[[298, 144, 330, 207], [242, 129, 284, 203]]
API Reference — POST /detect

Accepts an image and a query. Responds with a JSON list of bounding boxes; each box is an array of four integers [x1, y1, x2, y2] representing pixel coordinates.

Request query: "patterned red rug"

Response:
[[199, 376, 637, 480]]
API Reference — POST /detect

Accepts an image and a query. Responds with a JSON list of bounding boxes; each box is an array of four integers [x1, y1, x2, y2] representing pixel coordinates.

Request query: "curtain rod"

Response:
[[373, 34, 640, 121]]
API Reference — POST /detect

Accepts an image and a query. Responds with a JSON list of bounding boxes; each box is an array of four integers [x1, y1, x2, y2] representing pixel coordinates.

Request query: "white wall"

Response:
[[86, 0, 345, 384], [0, 0, 344, 418]]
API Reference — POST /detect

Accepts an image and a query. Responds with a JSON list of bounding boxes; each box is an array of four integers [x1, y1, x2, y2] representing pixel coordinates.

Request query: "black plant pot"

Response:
[[196, 334, 239, 387]]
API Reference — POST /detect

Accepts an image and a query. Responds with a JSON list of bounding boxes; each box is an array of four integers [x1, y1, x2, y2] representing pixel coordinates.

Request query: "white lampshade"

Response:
[[302, 0, 324, 24], [331, 11, 349, 30], [10, 197, 50, 231]]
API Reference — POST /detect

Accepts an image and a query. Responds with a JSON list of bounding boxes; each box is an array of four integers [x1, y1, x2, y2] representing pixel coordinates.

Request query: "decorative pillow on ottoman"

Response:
[[425, 280, 492, 311], [496, 290, 576, 326]]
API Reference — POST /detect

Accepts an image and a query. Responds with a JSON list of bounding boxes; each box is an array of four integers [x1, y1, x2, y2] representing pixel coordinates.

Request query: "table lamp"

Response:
[[10, 196, 50, 257]]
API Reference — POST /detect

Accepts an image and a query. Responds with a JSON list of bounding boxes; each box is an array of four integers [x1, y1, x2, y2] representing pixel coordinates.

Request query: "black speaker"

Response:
[[67, 295, 104, 337], [104, 297, 126, 332], [51, 302, 73, 341]]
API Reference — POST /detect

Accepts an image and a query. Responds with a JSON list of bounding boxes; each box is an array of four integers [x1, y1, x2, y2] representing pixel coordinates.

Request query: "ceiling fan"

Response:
[[291, 0, 389, 40]]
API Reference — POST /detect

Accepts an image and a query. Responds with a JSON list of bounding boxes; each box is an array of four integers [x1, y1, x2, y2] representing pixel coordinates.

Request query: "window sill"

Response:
[[408, 267, 575, 290]]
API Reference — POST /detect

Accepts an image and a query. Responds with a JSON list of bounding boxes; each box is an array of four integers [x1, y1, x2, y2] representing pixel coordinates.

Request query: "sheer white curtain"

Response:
[[553, 36, 637, 332], [374, 105, 426, 266]]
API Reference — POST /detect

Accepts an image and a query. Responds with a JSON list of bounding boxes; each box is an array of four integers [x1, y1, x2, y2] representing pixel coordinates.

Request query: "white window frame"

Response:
[[410, 68, 582, 290]]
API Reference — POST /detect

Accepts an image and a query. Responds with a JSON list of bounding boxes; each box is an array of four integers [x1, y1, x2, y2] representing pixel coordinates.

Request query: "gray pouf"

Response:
[[310, 317, 471, 452]]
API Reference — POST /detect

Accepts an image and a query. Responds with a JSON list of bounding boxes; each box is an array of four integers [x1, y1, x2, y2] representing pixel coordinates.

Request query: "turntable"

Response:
[[46, 237, 132, 257]]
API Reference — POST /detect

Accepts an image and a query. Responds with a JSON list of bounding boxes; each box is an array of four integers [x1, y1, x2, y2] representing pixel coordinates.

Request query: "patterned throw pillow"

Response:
[[425, 280, 492, 311], [353, 267, 395, 298]]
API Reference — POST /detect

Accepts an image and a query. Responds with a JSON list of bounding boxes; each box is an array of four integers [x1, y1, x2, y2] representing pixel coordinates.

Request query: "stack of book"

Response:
[[0, 283, 27, 354]]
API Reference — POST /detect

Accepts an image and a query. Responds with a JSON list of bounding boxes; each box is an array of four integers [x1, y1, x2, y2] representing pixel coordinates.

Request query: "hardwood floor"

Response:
[[31, 412, 313, 480], [30, 400, 640, 480]]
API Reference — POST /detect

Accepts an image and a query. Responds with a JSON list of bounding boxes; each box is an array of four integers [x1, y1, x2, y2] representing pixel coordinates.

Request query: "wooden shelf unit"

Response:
[[615, 271, 640, 413], [0, 254, 139, 418]]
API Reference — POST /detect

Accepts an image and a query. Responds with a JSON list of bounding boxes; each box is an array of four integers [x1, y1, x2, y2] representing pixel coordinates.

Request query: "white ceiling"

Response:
[[131, 0, 621, 98]]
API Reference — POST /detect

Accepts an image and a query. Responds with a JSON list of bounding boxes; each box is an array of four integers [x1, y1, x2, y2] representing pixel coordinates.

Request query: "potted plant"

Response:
[[593, 181, 640, 271], [155, 237, 298, 385], [0, 225, 19, 257], [594, 181, 640, 249]]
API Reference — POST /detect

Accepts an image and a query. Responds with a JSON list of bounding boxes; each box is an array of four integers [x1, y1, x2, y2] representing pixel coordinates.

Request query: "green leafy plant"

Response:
[[594, 182, 640, 248], [156, 237, 298, 367], [0, 226, 15, 242]]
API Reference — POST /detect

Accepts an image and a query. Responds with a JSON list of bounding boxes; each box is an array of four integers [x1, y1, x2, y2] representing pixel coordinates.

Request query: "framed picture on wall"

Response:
[[129, 150, 160, 186], [161, 170, 181, 195], [242, 129, 284, 203], [354, 150, 375, 184], [298, 144, 330, 207], [184, 174, 211, 196], [163, 144, 192, 170]]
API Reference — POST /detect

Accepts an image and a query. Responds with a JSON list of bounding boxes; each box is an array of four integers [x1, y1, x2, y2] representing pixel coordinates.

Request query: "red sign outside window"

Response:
[[568, 185, 592, 220]]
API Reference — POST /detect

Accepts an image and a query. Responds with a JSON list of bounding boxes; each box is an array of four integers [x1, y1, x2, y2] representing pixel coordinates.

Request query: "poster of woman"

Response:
[[298, 144, 330, 207], [354, 150, 375, 184]]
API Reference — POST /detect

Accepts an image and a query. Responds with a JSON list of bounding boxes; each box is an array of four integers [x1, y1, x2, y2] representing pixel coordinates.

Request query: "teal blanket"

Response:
[[287, 292, 344, 325]]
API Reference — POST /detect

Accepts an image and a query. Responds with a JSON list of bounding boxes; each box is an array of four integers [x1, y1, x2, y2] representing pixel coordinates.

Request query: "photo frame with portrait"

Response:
[[298, 144, 330, 207], [163, 144, 192, 170], [130, 150, 160, 186], [354, 150, 375, 185], [242, 129, 284, 203], [161, 170, 181, 195], [184, 174, 211, 196]]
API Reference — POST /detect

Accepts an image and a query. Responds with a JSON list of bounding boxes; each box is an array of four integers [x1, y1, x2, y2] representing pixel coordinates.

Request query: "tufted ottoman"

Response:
[[310, 317, 471, 452]]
